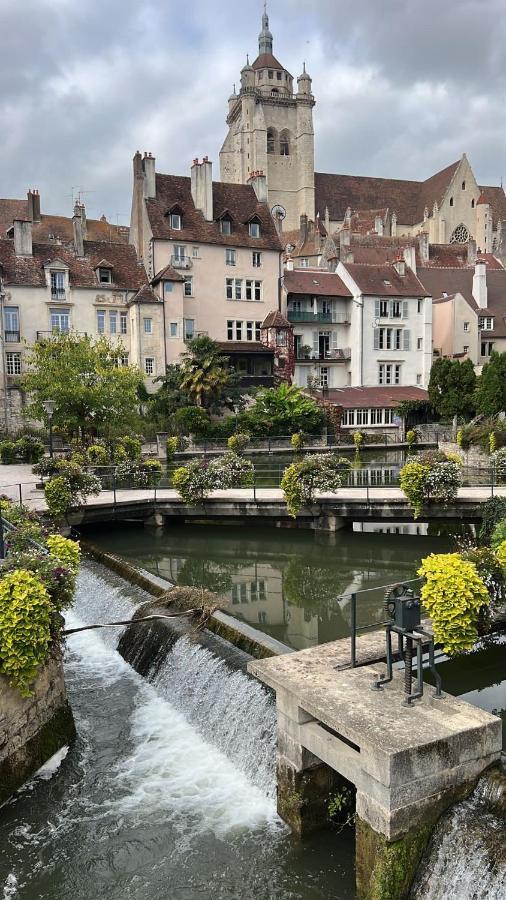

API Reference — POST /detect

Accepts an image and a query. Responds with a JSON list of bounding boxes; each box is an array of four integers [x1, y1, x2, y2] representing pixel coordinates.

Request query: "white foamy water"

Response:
[[2, 875, 18, 899]]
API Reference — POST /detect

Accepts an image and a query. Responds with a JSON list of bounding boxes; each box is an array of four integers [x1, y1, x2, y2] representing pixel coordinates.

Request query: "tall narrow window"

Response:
[[184, 276, 193, 297], [249, 221, 261, 238], [144, 317, 152, 334], [50, 271, 65, 300], [226, 248, 236, 266], [4, 307, 19, 342], [97, 310, 106, 334], [279, 130, 290, 156], [50, 309, 70, 333], [144, 357, 155, 375], [109, 310, 117, 334], [120, 311, 128, 335], [220, 217, 232, 235], [170, 213, 182, 230], [252, 251, 262, 267], [6, 352, 21, 376], [267, 128, 276, 154]]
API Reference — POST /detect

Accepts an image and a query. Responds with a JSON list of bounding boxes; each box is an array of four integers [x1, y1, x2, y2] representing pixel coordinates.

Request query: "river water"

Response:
[[0, 563, 355, 900]]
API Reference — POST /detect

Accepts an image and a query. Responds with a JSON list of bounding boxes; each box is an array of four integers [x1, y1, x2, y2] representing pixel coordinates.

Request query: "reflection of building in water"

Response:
[[229, 563, 283, 627], [353, 522, 429, 535], [347, 467, 397, 486]]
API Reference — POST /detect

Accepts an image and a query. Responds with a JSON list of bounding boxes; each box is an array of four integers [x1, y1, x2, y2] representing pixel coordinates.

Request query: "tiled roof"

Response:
[[146, 175, 282, 251], [342, 262, 430, 297], [315, 160, 460, 226], [128, 284, 160, 305], [418, 266, 506, 337], [0, 199, 128, 243], [151, 262, 185, 284], [0, 238, 146, 290], [261, 310, 291, 328], [339, 234, 420, 266], [252, 53, 286, 71], [284, 269, 351, 297], [217, 341, 274, 355], [326, 386, 429, 409], [478, 185, 506, 224]]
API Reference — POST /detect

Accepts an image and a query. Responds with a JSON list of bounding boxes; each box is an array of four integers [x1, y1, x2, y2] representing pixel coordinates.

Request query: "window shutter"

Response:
[[373, 328, 380, 351], [402, 301, 409, 319], [331, 331, 338, 350], [375, 299, 380, 318], [313, 332, 319, 355], [403, 329, 411, 351]]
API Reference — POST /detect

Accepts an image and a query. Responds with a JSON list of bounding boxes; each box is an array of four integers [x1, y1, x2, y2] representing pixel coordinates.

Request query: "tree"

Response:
[[245, 383, 325, 435], [474, 351, 506, 417], [178, 336, 243, 411], [428, 357, 476, 419], [21, 333, 144, 440], [148, 364, 187, 424]]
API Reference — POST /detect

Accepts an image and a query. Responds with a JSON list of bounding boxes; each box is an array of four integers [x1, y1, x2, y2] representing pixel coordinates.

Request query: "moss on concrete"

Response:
[[0, 702, 75, 806], [81, 540, 168, 597], [356, 818, 432, 900]]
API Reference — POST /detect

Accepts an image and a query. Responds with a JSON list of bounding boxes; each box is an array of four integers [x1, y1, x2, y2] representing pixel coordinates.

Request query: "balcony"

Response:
[[4, 330, 20, 343], [51, 290, 66, 301], [170, 255, 193, 270], [287, 310, 350, 324], [296, 348, 351, 362]]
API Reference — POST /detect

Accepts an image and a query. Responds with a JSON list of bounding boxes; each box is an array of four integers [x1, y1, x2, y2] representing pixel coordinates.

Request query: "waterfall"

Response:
[[411, 775, 506, 899]]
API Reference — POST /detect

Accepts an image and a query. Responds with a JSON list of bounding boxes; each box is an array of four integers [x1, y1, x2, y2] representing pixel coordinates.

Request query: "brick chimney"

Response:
[[27, 189, 41, 223], [13, 219, 32, 256], [472, 260, 488, 309], [73, 202, 85, 257], [403, 245, 417, 275], [248, 170, 267, 204], [142, 152, 156, 200], [191, 157, 213, 221]]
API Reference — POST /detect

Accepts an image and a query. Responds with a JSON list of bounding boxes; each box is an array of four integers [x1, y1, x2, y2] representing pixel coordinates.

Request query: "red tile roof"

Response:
[[217, 341, 274, 355], [151, 262, 184, 284], [146, 175, 282, 252], [0, 238, 146, 290], [342, 262, 430, 297], [478, 185, 506, 224], [325, 386, 429, 409], [315, 160, 460, 226], [128, 284, 160, 305], [261, 310, 291, 328], [284, 269, 351, 297], [252, 53, 286, 71], [0, 199, 128, 243]]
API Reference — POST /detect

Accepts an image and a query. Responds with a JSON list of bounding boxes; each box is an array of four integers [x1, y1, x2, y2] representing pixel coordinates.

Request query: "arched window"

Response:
[[279, 130, 290, 156], [471, 199, 475, 209], [267, 128, 277, 154], [449, 197, 454, 207], [449, 223, 470, 243], [462, 180, 466, 190]]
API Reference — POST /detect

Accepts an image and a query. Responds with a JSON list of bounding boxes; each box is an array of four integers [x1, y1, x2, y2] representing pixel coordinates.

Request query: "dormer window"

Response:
[[98, 267, 112, 284], [249, 220, 261, 238], [50, 271, 65, 300], [220, 216, 233, 235], [170, 212, 182, 230]]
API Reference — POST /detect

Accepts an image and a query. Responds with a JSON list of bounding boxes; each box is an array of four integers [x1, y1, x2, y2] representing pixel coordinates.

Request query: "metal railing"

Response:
[[296, 348, 351, 361], [170, 255, 192, 269], [287, 310, 350, 324], [4, 330, 20, 343]]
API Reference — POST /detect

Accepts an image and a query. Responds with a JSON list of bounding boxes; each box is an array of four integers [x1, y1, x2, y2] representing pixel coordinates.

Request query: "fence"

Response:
[[168, 430, 445, 456]]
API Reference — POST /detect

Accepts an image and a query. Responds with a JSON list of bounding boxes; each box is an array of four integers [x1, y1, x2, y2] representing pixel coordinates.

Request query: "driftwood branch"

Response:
[[63, 611, 200, 636]]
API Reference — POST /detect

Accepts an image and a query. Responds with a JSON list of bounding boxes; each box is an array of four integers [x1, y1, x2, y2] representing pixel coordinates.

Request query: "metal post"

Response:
[[350, 592, 357, 667], [403, 637, 413, 696], [112, 471, 117, 510], [18, 483, 22, 505], [491, 462, 495, 498], [0, 514, 5, 559], [49, 416, 54, 458]]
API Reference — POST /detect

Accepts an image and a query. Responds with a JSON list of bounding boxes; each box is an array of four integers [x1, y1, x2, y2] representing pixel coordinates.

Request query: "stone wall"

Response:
[[0, 651, 75, 804]]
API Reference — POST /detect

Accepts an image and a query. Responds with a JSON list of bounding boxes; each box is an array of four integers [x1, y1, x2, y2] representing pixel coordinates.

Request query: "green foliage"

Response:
[[456, 428, 464, 449], [44, 477, 73, 519], [227, 432, 250, 454], [245, 383, 325, 436], [116, 458, 163, 488], [474, 351, 506, 417], [399, 462, 429, 519], [491, 519, 506, 550], [46, 534, 81, 573], [0, 436, 44, 464], [281, 453, 348, 518], [399, 455, 461, 519], [489, 431, 497, 454], [394, 398, 434, 422], [86, 444, 109, 466], [492, 448, 506, 482], [496, 540, 506, 571], [172, 453, 253, 504], [148, 365, 188, 426], [353, 430, 364, 451], [0, 441, 17, 464], [174, 406, 212, 438], [460, 545, 505, 609], [428, 357, 476, 419], [406, 429, 418, 449], [21, 332, 144, 440], [116, 435, 142, 461], [179, 336, 243, 411], [456, 420, 506, 452], [418, 553, 489, 655], [43, 456, 101, 519], [0, 570, 53, 695], [479, 497, 506, 546], [290, 432, 304, 453], [328, 787, 354, 820]]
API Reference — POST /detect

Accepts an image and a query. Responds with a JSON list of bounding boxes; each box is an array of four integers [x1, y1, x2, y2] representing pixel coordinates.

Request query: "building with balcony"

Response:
[[131, 152, 283, 369]]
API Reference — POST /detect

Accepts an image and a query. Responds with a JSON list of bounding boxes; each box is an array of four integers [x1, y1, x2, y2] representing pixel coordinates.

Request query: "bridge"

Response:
[[3, 479, 503, 528]]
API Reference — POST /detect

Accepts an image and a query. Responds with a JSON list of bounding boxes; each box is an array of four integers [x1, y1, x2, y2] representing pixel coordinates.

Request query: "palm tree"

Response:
[[179, 336, 233, 409]]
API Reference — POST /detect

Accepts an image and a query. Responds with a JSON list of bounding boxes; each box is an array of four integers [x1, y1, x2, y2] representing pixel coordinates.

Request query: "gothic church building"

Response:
[[220, 10, 506, 252]]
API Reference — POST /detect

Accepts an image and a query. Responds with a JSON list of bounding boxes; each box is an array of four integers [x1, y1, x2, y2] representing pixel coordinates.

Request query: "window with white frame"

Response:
[[481, 341, 494, 357], [246, 321, 253, 341], [384, 409, 394, 424], [463, 345, 469, 354], [4, 307, 19, 341], [342, 409, 355, 426], [379, 299, 389, 317], [192, 246, 199, 258], [6, 352, 21, 376], [120, 311, 128, 335], [164, 281, 173, 295], [184, 319, 194, 341], [252, 251, 262, 267], [227, 320, 234, 340], [235, 320, 243, 340], [170, 322, 178, 337], [248, 221, 260, 238], [143, 317, 152, 334], [50, 270, 65, 300], [184, 276, 193, 297], [97, 310, 106, 334], [245, 279, 262, 301], [255, 321, 261, 341], [479, 316, 494, 330], [50, 308, 70, 332], [463, 321, 470, 332], [98, 267, 112, 284], [173, 245, 186, 262], [318, 366, 329, 387], [417, 299, 423, 313], [379, 363, 401, 385], [220, 217, 232, 235], [226, 248, 236, 266], [374, 328, 409, 351], [299, 258, 309, 268], [144, 357, 155, 375], [109, 310, 117, 334], [370, 408, 382, 425], [120, 352, 129, 367], [356, 408, 369, 426], [170, 212, 182, 230]]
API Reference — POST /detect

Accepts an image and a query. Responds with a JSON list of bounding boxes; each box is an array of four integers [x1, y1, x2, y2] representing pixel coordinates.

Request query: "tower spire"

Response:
[[259, 2, 273, 55]]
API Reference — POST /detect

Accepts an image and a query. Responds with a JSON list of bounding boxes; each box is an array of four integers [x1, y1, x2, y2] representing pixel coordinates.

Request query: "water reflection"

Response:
[[87, 523, 455, 650]]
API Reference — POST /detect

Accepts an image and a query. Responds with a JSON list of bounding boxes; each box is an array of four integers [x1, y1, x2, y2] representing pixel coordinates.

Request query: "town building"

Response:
[[130, 152, 282, 382]]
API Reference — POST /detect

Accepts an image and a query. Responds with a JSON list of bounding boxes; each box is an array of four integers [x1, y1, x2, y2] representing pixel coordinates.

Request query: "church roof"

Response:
[[315, 160, 461, 226], [252, 53, 286, 71], [477, 185, 506, 224]]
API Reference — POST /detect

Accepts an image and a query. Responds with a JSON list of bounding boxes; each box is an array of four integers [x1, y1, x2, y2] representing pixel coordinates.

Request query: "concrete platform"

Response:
[[248, 641, 502, 839]]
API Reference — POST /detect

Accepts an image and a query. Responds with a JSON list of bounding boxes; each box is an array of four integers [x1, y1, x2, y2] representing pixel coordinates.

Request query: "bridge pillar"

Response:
[[144, 511, 164, 528], [313, 512, 347, 532]]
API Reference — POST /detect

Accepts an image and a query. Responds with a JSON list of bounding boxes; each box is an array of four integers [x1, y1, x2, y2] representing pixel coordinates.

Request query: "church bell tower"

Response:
[[219, 6, 316, 230]]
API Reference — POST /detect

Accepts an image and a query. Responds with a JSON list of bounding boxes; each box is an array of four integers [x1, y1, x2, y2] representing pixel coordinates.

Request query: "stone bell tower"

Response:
[[219, 5, 316, 231]]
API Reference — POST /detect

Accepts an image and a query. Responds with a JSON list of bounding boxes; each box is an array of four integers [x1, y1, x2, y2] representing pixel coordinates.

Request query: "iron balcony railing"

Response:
[[296, 348, 352, 361], [287, 310, 350, 324], [51, 289, 66, 301], [4, 330, 20, 342], [170, 255, 193, 269]]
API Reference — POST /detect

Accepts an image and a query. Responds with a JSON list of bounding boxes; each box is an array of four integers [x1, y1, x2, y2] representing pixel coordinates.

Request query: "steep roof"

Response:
[[261, 310, 291, 328], [146, 174, 282, 251], [325, 386, 429, 409], [284, 269, 351, 297], [477, 185, 506, 225], [0, 199, 27, 236], [252, 53, 286, 71], [0, 238, 146, 290], [128, 284, 160, 305], [315, 160, 460, 226], [0, 199, 128, 243], [418, 265, 506, 337], [342, 262, 430, 297], [151, 262, 185, 284]]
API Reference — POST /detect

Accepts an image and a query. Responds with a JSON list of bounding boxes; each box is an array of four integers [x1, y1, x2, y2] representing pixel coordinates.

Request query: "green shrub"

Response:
[[281, 454, 348, 518], [491, 519, 506, 551], [46, 534, 81, 573], [116, 435, 142, 461], [17, 436, 45, 463], [492, 448, 506, 483], [87, 444, 109, 466], [399, 462, 430, 519], [0, 441, 17, 464], [400, 455, 461, 519], [227, 432, 250, 454], [406, 429, 418, 450], [418, 553, 489, 655], [0, 569, 53, 695], [353, 431, 364, 451], [479, 497, 506, 546], [290, 432, 304, 453], [489, 431, 497, 454], [173, 459, 214, 504]]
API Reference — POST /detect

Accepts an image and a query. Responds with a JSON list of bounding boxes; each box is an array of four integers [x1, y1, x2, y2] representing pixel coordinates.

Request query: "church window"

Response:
[[449, 197, 454, 207], [271, 88, 279, 95], [471, 199, 475, 208], [267, 128, 277, 154], [449, 223, 470, 243], [280, 130, 290, 156], [462, 181, 466, 190]]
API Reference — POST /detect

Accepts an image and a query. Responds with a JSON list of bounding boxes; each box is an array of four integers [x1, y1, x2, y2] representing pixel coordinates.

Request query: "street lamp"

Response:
[[42, 400, 56, 458]]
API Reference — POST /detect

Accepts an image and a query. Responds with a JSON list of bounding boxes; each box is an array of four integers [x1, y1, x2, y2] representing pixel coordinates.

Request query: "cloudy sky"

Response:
[[1, 0, 505, 223]]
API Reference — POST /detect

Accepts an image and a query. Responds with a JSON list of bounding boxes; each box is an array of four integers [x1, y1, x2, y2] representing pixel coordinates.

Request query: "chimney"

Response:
[[393, 257, 406, 276], [403, 245, 417, 275], [73, 202, 85, 257], [13, 219, 32, 256], [467, 239, 477, 266], [472, 260, 488, 309], [339, 226, 351, 254], [374, 215, 384, 236], [248, 170, 267, 204], [190, 157, 213, 221], [27, 189, 41, 223], [286, 257, 294, 271], [299, 213, 308, 245], [142, 151, 156, 200], [418, 232, 429, 264]]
